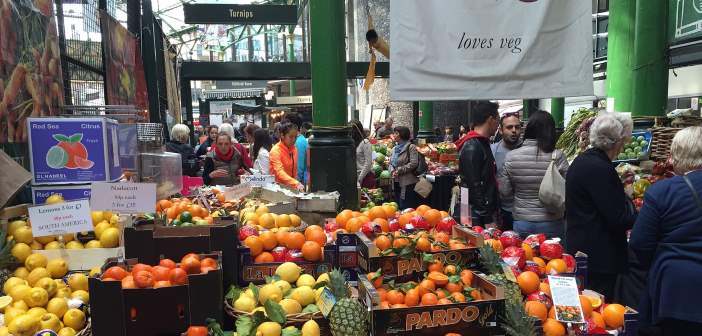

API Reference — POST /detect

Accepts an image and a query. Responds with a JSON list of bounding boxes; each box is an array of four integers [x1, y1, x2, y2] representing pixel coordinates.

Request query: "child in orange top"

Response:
[[270, 122, 303, 191]]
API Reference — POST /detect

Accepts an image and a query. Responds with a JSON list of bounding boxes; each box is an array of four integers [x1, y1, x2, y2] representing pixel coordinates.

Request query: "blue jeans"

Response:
[[514, 220, 564, 239]]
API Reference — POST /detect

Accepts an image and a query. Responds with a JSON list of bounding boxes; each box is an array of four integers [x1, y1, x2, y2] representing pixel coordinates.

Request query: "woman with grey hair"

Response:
[[165, 124, 199, 176], [565, 113, 637, 299], [630, 126, 702, 334]]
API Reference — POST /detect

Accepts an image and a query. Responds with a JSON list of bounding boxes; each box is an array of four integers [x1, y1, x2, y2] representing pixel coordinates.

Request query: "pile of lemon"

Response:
[[0, 253, 89, 336]]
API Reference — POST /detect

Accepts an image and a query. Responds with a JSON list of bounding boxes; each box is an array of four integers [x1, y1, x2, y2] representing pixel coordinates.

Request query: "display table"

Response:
[[426, 174, 457, 211]]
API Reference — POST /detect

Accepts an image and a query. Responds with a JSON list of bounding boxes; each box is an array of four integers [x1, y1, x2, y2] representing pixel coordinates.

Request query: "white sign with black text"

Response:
[[90, 182, 157, 214], [28, 199, 93, 237], [241, 175, 275, 187]]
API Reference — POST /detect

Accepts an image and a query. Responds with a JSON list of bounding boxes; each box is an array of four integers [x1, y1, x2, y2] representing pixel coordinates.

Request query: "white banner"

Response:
[[390, 0, 593, 100]]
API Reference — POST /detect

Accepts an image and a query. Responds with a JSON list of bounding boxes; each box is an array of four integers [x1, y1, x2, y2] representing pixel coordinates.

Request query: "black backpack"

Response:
[[412, 144, 428, 176]]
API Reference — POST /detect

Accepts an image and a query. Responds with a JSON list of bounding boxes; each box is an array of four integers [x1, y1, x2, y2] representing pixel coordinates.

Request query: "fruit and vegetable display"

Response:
[[371, 142, 393, 183], [617, 159, 675, 211], [556, 108, 599, 160], [155, 187, 239, 226], [418, 143, 458, 175], [616, 133, 651, 162], [93, 253, 219, 288], [359, 189, 394, 212]]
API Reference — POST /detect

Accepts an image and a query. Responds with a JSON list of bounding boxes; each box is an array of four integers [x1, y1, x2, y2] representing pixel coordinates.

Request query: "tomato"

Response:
[[121, 275, 136, 289], [134, 270, 155, 288], [103, 266, 128, 280], [151, 266, 171, 281], [131, 263, 152, 277], [186, 326, 208, 336], [181, 253, 201, 262], [180, 256, 202, 275], [159, 259, 177, 269], [169, 268, 188, 285], [200, 257, 218, 269]]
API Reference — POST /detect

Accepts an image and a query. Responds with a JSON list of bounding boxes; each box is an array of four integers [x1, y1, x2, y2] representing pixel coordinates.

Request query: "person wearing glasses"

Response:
[[491, 111, 523, 230], [270, 122, 304, 191]]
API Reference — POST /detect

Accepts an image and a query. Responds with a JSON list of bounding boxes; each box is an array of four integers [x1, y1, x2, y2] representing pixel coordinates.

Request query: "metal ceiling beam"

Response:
[[180, 61, 389, 80]]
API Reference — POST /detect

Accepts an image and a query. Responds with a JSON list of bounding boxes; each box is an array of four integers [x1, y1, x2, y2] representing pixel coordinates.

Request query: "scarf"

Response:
[[214, 145, 234, 162], [391, 140, 407, 168]]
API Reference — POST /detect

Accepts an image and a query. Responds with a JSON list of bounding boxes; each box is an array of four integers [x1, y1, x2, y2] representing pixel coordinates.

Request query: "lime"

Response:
[[181, 222, 193, 227], [179, 211, 193, 223], [195, 220, 209, 226], [46, 146, 68, 169], [171, 219, 182, 227]]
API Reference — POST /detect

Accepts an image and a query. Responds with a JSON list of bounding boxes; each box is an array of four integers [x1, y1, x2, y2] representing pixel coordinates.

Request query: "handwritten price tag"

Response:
[[90, 182, 156, 214], [240, 175, 275, 187], [28, 199, 93, 237]]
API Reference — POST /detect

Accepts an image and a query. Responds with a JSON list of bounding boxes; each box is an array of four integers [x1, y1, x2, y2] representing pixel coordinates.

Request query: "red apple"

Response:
[[562, 253, 576, 273], [284, 249, 305, 262], [499, 231, 522, 248], [436, 217, 457, 233], [238, 226, 259, 241], [501, 246, 526, 269], [271, 246, 288, 262], [540, 240, 564, 260]]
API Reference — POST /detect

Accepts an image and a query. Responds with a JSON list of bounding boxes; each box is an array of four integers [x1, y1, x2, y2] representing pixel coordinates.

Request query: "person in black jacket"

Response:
[[457, 101, 500, 226], [195, 125, 218, 158], [565, 113, 636, 300], [165, 124, 199, 177]]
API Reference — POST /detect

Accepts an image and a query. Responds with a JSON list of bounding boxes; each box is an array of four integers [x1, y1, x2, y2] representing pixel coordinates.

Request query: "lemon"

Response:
[[13, 267, 29, 280], [91, 211, 104, 225], [34, 277, 58, 297], [256, 321, 281, 336], [26, 307, 47, 319], [99, 227, 120, 248], [26, 267, 50, 286], [258, 283, 283, 305], [241, 288, 255, 300], [62, 308, 86, 331], [3, 306, 26, 325], [25, 253, 48, 271], [13, 226, 34, 245], [3, 277, 28, 294], [316, 273, 329, 285], [67, 273, 88, 292], [93, 221, 112, 239], [296, 274, 315, 288], [110, 214, 120, 225], [315, 287, 324, 302], [278, 298, 302, 315], [11, 243, 32, 263], [54, 288, 71, 299], [0, 295, 12, 311], [47, 259, 68, 278], [8, 220, 28, 236], [46, 297, 69, 318], [58, 327, 77, 336], [290, 286, 315, 306], [29, 241, 43, 250], [46, 194, 65, 205], [70, 290, 89, 304], [65, 241, 83, 249], [0, 326, 8, 336], [274, 280, 292, 295], [274, 262, 302, 283], [40, 312, 62, 332], [44, 241, 62, 250], [8, 313, 41, 336], [61, 234, 74, 243], [301, 320, 320, 336], [89, 266, 102, 278], [36, 235, 55, 245], [9, 284, 31, 302], [12, 300, 28, 311], [25, 287, 48, 307], [233, 295, 256, 312], [252, 306, 267, 316], [54, 279, 67, 290], [85, 240, 102, 248]]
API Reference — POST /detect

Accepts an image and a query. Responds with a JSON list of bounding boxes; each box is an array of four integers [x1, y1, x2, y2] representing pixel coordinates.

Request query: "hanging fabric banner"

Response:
[[390, 0, 593, 101]]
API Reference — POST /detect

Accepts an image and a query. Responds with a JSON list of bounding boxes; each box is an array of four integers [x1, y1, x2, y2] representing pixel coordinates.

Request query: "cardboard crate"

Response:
[[340, 267, 360, 285], [358, 271, 504, 336], [237, 243, 337, 285], [357, 227, 483, 282], [338, 245, 358, 268], [534, 305, 638, 336], [89, 252, 223, 336], [123, 220, 237, 291], [34, 247, 123, 271]]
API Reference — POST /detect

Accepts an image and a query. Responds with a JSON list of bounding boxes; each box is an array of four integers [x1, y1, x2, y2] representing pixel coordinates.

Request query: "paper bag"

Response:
[[414, 177, 433, 198], [0, 150, 31, 208]]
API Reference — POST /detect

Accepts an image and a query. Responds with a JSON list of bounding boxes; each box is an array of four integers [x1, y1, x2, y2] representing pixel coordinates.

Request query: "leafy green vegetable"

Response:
[[282, 326, 302, 336]]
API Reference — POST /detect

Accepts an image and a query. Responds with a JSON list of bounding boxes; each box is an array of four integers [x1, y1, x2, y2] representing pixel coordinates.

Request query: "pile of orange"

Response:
[[371, 261, 481, 309], [101, 253, 217, 289], [157, 198, 213, 224], [373, 230, 469, 254], [243, 225, 326, 263]]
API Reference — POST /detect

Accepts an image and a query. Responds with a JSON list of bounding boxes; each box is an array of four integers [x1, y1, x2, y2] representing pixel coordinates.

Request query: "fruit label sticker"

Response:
[[28, 199, 93, 237], [317, 287, 337, 317], [548, 275, 585, 324], [90, 182, 157, 214]]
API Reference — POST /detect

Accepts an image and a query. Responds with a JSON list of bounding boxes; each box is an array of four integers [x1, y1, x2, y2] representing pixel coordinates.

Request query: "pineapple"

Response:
[[327, 269, 368, 336], [479, 245, 522, 306], [500, 301, 538, 336], [0, 229, 16, 289]]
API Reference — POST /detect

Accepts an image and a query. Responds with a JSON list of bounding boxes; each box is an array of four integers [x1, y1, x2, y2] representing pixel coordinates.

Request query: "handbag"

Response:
[[539, 151, 566, 214]]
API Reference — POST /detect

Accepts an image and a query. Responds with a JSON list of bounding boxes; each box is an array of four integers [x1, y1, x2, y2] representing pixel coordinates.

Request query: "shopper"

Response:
[[457, 101, 501, 226], [565, 113, 636, 299], [377, 117, 394, 139], [203, 134, 246, 186], [351, 119, 374, 188], [372, 121, 384, 138], [165, 124, 199, 177], [459, 125, 467, 138], [252, 128, 272, 175], [196, 125, 218, 157], [492, 112, 523, 230], [217, 123, 253, 169], [283, 113, 308, 185], [270, 122, 304, 191], [390, 126, 420, 210], [244, 123, 260, 144], [301, 122, 313, 138], [499, 111, 568, 238], [444, 127, 455, 142], [629, 127, 702, 334]]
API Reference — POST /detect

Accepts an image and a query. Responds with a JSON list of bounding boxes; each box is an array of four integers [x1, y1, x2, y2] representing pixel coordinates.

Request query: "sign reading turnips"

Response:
[[389, 0, 593, 100]]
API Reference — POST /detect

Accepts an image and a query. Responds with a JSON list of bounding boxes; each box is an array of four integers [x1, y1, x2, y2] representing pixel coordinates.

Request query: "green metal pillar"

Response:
[[522, 99, 538, 119], [631, 0, 668, 116], [417, 101, 435, 141], [551, 98, 565, 128], [308, 0, 357, 209], [288, 28, 297, 96], [607, 0, 636, 112]]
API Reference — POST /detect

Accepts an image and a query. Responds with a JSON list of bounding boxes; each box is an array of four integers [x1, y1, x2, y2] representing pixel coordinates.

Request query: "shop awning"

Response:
[[231, 103, 266, 115], [200, 88, 263, 100]]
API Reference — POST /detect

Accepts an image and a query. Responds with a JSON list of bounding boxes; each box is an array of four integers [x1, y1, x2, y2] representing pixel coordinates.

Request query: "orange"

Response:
[[451, 292, 466, 303], [259, 231, 278, 251], [587, 296, 602, 309], [416, 237, 431, 252], [428, 272, 449, 287], [190, 205, 206, 218], [591, 311, 606, 329], [522, 243, 534, 260], [382, 205, 396, 218], [103, 266, 128, 281], [258, 213, 276, 229], [151, 266, 171, 282], [352, 211, 362, 218], [156, 200, 172, 212], [244, 236, 264, 257], [392, 237, 410, 249], [368, 206, 387, 220], [216, 193, 225, 203], [367, 273, 383, 288], [517, 271, 540, 295], [289, 214, 302, 227], [301, 241, 323, 262], [335, 211, 353, 230], [548, 306, 556, 319], [305, 228, 328, 246], [436, 289, 448, 299], [285, 232, 306, 250], [539, 282, 551, 297], [357, 216, 371, 224], [376, 288, 387, 302], [275, 214, 292, 228], [166, 207, 178, 220], [418, 279, 435, 297], [404, 288, 420, 307], [434, 231, 450, 244], [398, 213, 413, 226], [386, 290, 405, 305], [460, 269, 474, 286], [416, 205, 431, 215], [542, 318, 565, 336], [580, 295, 593, 318], [201, 258, 217, 269], [428, 261, 444, 273], [545, 259, 567, 274], [443, 265, 457, 275], [254, 252, 274, 263], [374, 235, 392, 251], [121, 275, 136, 289], [440, 211, 449, 218], [134, 270, 155, 288], [532, 257, 546, 268], [525, 301, 548, 322], [275, 230, 290, 244], [484, 239, 503, 252], [180, 256, 201, 275], [423, 209, 442, 228], [373, 218, 390, 232], [420, 293, 438, 305], [603, 304, 626, 329], [169, 268, 188, 285], [445, 282, 462, 293], [346, 218, 362, 233], [438, 298, 452, 305], [390, 304, 408, 309]]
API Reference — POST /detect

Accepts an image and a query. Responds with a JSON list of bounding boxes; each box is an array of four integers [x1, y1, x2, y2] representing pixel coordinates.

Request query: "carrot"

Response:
[[48, 58, 57, 77], [3, 64, 27, 106], [52, 82, 63, 106]]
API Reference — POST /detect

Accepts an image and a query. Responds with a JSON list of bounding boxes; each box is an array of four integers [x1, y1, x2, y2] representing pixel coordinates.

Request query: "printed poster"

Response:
[[548, 275, 585, 324]]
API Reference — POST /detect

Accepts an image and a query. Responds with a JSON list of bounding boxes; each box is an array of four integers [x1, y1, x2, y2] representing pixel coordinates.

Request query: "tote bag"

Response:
[[539, 151, 566, 214]]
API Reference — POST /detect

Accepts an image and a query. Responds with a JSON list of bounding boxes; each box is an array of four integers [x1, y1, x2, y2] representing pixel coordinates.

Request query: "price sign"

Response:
[[548, 275, 585, 324], [90, 182, 157, 213], [223, 183, 252, 201], [240, 175, 275, 187], [28, 199, 93, 237]]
